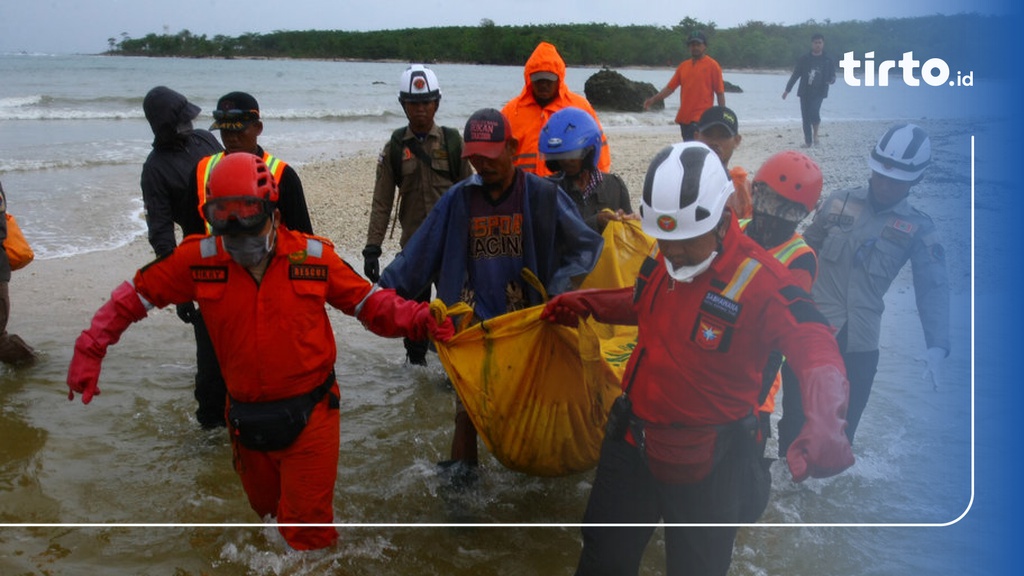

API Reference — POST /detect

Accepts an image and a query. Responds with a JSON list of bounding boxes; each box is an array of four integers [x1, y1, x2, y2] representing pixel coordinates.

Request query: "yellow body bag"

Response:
[[432, 218, 656, 476]]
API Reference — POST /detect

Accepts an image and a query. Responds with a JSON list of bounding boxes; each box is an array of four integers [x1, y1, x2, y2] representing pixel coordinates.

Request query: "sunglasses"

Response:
[[202, 196, 272, 235], [212, 108, 259, 121]]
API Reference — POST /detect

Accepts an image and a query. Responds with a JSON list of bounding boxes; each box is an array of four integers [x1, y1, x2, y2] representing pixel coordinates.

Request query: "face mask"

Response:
[[664, 251, 717, 283], [223, 217, 275, 268]]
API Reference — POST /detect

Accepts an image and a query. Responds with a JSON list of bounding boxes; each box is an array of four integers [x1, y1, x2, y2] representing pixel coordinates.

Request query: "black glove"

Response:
[[362, 244, 382, 283], [175, 302, 198, 324]]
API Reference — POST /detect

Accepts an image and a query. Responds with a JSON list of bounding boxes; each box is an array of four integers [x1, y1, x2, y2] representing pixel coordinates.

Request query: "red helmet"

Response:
[[752, 151, 822, 218], [202, 153, 279, 235]]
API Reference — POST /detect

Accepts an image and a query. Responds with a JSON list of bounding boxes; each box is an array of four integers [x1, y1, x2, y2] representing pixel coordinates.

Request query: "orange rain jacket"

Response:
[[501, 42, 612, 177]]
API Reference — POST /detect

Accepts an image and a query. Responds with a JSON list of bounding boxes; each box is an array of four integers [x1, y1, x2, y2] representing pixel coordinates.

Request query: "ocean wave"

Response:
[[0, 153, 145, 173], [30, 203, 148, 260]]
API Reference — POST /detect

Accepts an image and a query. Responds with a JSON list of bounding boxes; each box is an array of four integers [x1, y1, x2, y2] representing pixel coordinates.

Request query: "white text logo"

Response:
[[840, 52, 973, 87]]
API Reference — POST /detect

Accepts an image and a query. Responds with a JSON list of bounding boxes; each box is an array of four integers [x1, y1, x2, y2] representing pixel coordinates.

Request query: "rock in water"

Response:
[[584, 69, 661, 112]]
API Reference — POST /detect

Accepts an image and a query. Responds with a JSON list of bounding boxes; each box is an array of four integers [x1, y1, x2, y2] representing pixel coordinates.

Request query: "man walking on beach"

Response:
[[378, 108, 603, 482], [363, 64, 471, 365], [501, 41, 611, 177], [644, 31, 726, 141], [799, 123, 949, 445], [783, 33, 837, 147], [541, 141, 853, 576], [67, 152, 454, 551], [140, 86, 224, 428]]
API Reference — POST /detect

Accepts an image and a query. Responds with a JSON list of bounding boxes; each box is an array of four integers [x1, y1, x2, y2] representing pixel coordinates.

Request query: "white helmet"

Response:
[[640, 142, 733, 240], [867, 123, 931, 182], [398, 64, 441, 103]]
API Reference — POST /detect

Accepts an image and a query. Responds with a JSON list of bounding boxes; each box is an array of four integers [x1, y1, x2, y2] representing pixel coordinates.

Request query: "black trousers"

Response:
[[777, 324, 880, 455], [799, 95, 825, 144], [193, 310, 227, 427], [575, 435, 748, 576]]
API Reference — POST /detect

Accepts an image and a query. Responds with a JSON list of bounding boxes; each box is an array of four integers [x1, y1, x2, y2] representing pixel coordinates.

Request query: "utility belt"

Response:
[[606, 397, 772, 521], [228, 370, 337, 452]]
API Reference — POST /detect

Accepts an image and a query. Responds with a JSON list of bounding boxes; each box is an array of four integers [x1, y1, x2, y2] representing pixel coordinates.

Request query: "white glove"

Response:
[[921, 347, 946, 391]]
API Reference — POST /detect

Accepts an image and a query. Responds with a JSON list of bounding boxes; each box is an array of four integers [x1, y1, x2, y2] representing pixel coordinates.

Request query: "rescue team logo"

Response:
[[191, 266, 227, 283], [287, 250, 308, 264], [692, 316, 728, 351], [289, 264, 328, 281], [840, 52, 973, 87], [657, 215, 677, 232]]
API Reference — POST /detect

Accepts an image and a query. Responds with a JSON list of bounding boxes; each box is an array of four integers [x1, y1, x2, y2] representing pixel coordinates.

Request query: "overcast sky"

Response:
[[0, 0, 1006, 55]]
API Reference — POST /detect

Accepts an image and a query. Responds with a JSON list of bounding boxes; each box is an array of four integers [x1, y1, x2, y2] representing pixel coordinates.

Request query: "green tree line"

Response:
[[108, 13, 999, 76]]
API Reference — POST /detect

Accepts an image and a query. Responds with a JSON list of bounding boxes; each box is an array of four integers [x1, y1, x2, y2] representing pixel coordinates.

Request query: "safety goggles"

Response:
[[212, 108, 259, 122], [202, 196, 272, 235]]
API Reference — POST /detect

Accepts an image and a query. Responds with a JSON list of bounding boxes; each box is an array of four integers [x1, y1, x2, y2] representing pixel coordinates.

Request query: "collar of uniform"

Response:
[[402, 123, 442, 142]]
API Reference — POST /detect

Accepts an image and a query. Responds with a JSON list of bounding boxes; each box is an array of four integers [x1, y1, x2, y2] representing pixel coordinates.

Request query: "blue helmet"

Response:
[[539, 107, 603, 172]]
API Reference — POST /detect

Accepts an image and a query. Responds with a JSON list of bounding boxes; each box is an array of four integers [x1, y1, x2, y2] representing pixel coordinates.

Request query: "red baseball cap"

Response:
[[462, 108, 512, 159]]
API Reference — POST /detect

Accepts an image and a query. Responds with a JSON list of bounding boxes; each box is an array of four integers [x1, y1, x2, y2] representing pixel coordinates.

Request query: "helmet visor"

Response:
[[202, 196, 271, 235]]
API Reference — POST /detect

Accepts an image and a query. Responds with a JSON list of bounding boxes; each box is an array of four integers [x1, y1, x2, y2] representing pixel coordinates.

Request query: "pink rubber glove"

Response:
[[67, 282, 148, 404], [786, 364, 855, 482]]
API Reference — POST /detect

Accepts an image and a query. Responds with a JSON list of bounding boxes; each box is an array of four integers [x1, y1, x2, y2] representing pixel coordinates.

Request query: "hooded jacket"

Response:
[[140, 87, 223, 257], [501, 42, 611, 177]]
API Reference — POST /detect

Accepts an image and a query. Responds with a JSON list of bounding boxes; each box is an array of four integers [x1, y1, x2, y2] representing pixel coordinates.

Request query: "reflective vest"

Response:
[[196, 151, 287, 233], [738, 219, 816, 288]]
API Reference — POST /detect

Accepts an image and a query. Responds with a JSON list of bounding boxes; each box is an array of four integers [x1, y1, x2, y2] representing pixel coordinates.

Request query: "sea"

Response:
[[0, 53, 985, 575]]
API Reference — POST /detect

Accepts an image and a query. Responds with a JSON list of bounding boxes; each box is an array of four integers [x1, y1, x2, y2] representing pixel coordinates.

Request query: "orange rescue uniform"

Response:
[[133, 226, 372, 550]]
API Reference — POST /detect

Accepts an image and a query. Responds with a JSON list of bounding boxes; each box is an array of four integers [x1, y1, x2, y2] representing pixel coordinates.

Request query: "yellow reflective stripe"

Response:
[[262, 152, 287, 182], [772, 237, 812, 266], [722, 257, 762, 301], [196, 152, 225, 235]]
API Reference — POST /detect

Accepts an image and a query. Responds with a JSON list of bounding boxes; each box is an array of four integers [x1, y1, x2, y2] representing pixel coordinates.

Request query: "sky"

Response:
[[0, 0, 1002, 55]]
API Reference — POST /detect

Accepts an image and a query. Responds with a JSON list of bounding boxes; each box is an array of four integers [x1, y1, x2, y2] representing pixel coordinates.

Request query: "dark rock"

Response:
[[725, 80, 743, 93], [584, 68, 662, 112]]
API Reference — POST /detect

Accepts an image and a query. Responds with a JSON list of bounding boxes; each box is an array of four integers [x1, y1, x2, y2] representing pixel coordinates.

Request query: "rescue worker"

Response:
[[539, 106, 635, 233], [66, 153, 454, 551], [378, 108, 603, 484], [800, 123, 950, 445], [198, 91, 313, 235], [501, 41, 611, 177], [696, 105, 752, 219], [0, 179, 36, 364], [541, 141, 853, 576], [738, 151, 824, 456], [363, 64, 472, 365], [644, 31, 726, 141], [140, 86, 224, 427], [188, 91, 313, 425]]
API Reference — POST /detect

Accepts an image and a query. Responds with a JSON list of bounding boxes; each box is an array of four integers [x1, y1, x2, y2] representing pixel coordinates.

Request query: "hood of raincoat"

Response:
[[143, 86, 201, 148], [520, 42, 568, 97]]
